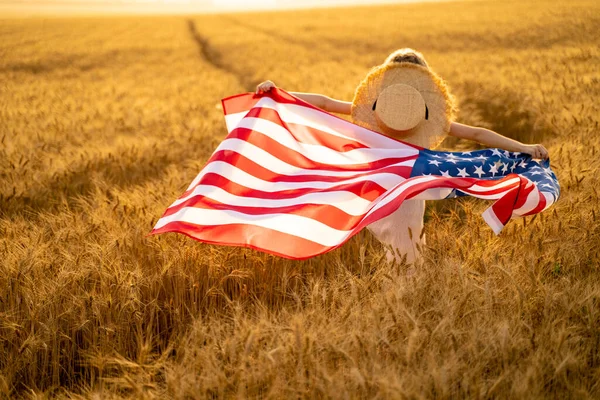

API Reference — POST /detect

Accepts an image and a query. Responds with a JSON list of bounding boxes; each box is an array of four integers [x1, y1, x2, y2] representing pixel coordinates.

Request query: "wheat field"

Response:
[[1, 0, 599, 398]]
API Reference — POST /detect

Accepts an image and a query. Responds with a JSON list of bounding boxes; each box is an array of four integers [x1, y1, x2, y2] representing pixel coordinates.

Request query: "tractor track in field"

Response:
[[185, 19, 256, 91], [218, 15, 372, 64], [215, 16, 402, 68]]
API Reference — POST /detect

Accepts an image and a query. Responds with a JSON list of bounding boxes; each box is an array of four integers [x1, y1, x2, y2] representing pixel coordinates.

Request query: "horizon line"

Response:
[[0, 0, 460, 18]]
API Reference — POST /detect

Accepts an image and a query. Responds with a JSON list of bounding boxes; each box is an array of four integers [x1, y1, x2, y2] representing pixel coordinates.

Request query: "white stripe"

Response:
[[225, 111, 246, 133], [467, 177, 520, 193], [172, 184, 372, 216], [225, 96, 410, 150], [541, 191, 556, 211], [154, 207, 351, 247], [482, 207, 504, 235], [182, 161, 407, 198], [513, 184, 540, 215], [185, 139, 414, 191], [217, 137, 415, 176], [234, 117, 417, 165]]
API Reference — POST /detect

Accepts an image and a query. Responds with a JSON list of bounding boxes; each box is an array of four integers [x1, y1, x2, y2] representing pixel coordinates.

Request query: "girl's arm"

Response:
[[449, 122, 549, 159], [256, 81, 352, 115], [291, 92, 352, 115]]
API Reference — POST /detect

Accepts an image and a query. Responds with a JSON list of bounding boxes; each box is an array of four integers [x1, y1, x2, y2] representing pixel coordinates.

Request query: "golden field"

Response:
[[1, 0, 599, 397]]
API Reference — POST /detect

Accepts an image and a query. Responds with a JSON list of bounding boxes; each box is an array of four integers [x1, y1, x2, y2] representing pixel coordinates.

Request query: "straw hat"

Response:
[[351, 61, 456, 149]]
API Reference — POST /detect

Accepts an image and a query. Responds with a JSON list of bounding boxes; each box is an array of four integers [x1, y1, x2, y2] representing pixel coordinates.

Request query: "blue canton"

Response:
[[410, 148, 560, 200]]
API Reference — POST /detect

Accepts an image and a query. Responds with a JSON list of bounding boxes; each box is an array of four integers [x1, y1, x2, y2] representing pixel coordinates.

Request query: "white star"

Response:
[[512, 152, 521, 157], [500, 163, 509, 173], [530, 170, 542, 176], [474, 165, 485, 177], [431, 154, 443, 159], [510, 162, 517, 172], [440, 170, 451, 178], [491, 149, 504, 157], [519, 160, 528, 168], [489, 163, 499, 176], [544, 167, 553, 174], [445, 154, 459, 164], [457, 167, 469, 178], [541, 183, 554, 189], [476, 154, 487, 161], [461, 151, 472, 155], [503, 150, 511, 158], [428, 159, 441, 167]]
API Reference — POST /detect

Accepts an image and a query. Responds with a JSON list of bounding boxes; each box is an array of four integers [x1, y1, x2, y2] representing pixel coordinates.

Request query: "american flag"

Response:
[[151, 88, 560, 259]]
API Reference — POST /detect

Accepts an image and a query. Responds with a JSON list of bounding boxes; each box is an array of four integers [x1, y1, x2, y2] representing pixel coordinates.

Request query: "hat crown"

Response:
[[375, 84, 425, 132], [351, 62, 455, 149]]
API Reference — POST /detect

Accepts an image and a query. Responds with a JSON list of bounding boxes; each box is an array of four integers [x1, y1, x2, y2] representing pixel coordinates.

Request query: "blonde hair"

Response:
[[384, 48, 429, 68]]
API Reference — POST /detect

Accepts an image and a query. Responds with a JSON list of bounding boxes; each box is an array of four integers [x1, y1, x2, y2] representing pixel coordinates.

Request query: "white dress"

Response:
[[366, 199, 426, 264]]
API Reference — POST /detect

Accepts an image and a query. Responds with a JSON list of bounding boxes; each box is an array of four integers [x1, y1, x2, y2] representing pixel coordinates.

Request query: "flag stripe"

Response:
[[182, 173, 389, 203], [152, 221, 329, 260], [167, 184, 372, 216], [182, 164, 406, 200], [161, 196, 374, 232], [154, 206, 353, 247], [185, 135, 417, 192], [224, 129, 418, 171], [200, 149, 414, 185], [244, 107, 369, 152]]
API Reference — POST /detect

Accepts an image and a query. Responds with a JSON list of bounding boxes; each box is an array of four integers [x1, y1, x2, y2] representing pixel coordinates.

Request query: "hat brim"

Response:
[[351, 63, 456, 149]]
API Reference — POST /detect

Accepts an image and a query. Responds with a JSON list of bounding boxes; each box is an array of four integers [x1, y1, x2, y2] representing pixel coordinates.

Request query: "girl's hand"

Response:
[[256, 80, 276, 94], [522, 144, 549, 160]]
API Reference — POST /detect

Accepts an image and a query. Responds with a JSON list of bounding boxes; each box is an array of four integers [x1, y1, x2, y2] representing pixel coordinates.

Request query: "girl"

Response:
[[255, 48, 549, 262], [255, 49, 548, 159]]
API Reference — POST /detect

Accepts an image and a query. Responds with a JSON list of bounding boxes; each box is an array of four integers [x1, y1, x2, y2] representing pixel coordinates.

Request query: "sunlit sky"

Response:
[[0, 0, 443, 16]]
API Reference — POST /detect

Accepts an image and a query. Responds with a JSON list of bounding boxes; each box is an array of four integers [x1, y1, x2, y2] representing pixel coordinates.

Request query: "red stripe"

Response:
[[227, 127, 417, 172], [244, 107, 368, 152], [460, 181, 521, 197], [513, 178, 536, 210], [483, 176, 531, 226], [181, 172, 387, 202], [205, 149, 412, 184], [523, 189, 547, 216], [151, 221, 328, 260], [455, 175, 521, 187], [222, 90, 303, 116], [161, 196, 367, 231]]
